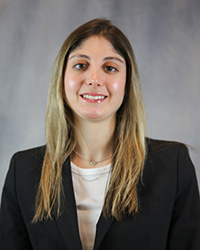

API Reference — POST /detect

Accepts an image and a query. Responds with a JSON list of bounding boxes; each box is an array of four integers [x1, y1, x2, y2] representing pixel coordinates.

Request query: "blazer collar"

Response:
[[55, 157, 82, 250], [55, 157, 114, 250], [94, 213, 114, 250]]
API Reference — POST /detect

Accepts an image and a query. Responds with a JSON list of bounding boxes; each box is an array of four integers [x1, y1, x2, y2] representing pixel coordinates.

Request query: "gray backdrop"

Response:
[[0, 0, 200, 195]]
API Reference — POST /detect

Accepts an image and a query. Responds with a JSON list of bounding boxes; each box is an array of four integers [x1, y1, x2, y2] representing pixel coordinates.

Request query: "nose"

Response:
[[86, 67, 102, 87], [87, 79, 101, 87]]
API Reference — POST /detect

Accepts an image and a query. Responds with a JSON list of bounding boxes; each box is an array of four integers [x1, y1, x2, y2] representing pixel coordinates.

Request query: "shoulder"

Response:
[[6, 145, 46, 197], [139, 138, 198, 203], [145, 138, 190, 164], [7, 145, 46, 187], [1, 146, 46, 225], [146, 137, 188, 153], [10, 145, 46, 170], [143, 138, 196, 189], [12, 145, 46, 161], [143, 138, 196, 187]]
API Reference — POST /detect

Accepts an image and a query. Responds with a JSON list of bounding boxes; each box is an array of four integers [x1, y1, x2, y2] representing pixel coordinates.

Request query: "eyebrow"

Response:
[[69, 54, 124, 64], [69, 54, 90, 60], [103, 56, 124, 64]]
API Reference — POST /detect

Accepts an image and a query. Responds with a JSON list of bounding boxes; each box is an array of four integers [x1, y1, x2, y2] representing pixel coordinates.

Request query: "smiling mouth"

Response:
[[81, 95, 107, 100]]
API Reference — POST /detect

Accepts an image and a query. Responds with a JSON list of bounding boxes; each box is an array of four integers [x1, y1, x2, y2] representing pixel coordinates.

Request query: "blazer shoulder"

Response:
[[12, 145, 46, 161], [141, 138, 198, 203], [145, 138, 194, 176], [146, 137, 189, 156], [9, 145, 46, 176]]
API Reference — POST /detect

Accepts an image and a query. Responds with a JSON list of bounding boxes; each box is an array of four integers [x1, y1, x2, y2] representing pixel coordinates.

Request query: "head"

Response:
[[47, 18, 145, 149], [35, 19, 146, 222]]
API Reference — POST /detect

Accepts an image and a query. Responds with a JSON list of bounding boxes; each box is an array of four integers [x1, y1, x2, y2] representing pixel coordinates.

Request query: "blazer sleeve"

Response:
[[0, 154, 33, 250], [167, 144, 200, 250]]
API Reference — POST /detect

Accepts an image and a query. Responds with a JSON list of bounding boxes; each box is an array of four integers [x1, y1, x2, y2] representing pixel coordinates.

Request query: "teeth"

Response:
[[82, 95, 106, 100]]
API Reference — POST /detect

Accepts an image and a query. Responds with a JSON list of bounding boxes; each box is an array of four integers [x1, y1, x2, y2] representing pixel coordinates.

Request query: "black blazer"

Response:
[[0, 139, 200, 250]]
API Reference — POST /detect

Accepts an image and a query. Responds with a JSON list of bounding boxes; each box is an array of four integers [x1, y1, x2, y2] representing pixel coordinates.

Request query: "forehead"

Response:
[[69, 35, 122, 57]]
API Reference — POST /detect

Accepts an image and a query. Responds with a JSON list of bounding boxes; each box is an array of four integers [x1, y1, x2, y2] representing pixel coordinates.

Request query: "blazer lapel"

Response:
[[55, 158, 82, 250], [93, 212, 114, 250]]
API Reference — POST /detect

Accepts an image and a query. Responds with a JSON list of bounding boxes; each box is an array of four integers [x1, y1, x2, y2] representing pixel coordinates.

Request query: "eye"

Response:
[[104, 66, 118, 72], [74, 63, 87, 70]]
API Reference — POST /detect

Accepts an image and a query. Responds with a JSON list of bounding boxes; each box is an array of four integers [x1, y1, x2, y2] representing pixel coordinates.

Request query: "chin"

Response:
[[84, 114, 104, 120]]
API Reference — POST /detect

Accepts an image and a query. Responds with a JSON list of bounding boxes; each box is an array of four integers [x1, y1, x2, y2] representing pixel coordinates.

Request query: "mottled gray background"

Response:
[[0, 0, 200, 194]]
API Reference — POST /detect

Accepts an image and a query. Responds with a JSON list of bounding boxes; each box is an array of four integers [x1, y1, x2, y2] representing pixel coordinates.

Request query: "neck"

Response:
[[73, 117, 115, 168]]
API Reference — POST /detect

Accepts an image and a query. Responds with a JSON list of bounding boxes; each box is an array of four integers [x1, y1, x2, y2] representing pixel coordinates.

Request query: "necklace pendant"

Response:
[[90, 161, 97, 166]]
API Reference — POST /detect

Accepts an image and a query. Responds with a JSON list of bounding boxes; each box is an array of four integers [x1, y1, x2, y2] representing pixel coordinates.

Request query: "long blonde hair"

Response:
[[33, 19, 146, 222]]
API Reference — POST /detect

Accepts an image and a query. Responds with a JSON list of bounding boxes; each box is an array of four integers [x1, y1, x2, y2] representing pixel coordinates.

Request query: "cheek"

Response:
[[63, 76, 78, 109], [64, 77, 75, 92], [111, 78, 126, 97], [64, 75, 82, 97]]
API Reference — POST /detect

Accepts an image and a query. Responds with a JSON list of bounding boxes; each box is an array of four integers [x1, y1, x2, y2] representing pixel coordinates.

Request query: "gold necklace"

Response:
[[74, 150, 113, 166]]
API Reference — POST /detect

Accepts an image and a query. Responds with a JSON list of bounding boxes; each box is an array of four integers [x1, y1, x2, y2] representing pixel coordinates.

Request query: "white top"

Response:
[[71, 162, 112, 250]]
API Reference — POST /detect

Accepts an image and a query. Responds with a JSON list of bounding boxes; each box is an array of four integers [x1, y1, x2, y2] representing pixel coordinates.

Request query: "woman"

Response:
[[0, 19, 199, 250]]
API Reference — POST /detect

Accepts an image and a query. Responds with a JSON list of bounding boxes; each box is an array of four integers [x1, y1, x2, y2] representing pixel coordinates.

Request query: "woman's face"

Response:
[[64, 36, 126, 123]]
